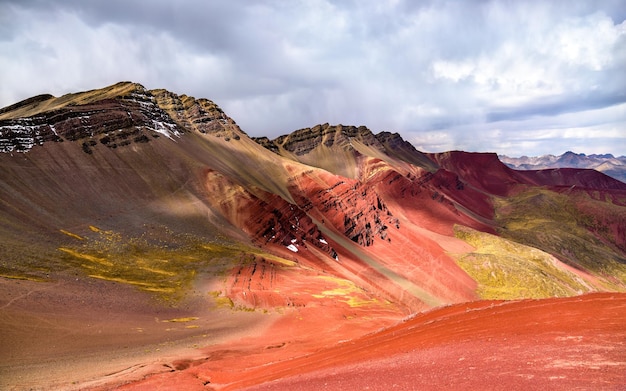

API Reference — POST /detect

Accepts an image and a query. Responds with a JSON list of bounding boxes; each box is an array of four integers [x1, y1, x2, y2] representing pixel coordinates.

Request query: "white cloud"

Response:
[[430, 11, 626, 112], [410, 103, 626, 156], [409, 130, 456, 153], [0, 0, 624, 156]]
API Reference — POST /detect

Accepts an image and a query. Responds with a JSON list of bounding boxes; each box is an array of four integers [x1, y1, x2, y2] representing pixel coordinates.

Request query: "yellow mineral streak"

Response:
[[163, 317, 199, 323], [312, 276, 377, 307], [58, 248, 114, 267], [60, 229, 84, 241]]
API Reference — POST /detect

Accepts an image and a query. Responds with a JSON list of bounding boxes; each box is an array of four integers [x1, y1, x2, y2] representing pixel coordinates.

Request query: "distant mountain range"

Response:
[[500, 151, 626, 183]]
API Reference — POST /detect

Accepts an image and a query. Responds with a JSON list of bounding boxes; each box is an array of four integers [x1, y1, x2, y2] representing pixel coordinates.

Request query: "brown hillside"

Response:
[[1, 82, 625, 390]]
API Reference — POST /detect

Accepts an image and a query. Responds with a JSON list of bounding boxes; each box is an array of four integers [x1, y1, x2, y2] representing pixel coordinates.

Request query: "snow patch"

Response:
[[0, 122, 44, 152], [319, 238, 328, 245], [286, 244, 298, 253], [150, 120, 180, 139]]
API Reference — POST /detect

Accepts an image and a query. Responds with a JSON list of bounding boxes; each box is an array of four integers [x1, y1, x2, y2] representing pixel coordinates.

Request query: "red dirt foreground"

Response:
[[112, 293, 626, 391]]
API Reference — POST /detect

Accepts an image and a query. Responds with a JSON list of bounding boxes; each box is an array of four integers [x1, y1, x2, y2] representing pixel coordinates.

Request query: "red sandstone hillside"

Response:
[[1, 82, 625, 390]]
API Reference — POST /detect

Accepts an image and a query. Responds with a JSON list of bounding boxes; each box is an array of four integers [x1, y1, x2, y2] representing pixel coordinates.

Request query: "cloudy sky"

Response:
[[1, 0, 625, 156]]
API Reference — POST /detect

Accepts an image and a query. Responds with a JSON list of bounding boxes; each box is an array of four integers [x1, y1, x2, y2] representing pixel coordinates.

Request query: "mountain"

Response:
[[1, 82, 625, 390], [500, 151, 626, 183]]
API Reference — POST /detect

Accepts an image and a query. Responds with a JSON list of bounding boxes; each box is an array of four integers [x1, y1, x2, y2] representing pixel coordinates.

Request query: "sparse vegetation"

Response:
[[57, 225, 260, 300], [493, 188, 626, 290], [209, 290, 235, 308], [454, 225, 595, 299]]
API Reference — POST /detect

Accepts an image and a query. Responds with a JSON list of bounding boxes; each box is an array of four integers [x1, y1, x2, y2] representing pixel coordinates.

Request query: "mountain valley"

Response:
[[1, 82, 625, 390]]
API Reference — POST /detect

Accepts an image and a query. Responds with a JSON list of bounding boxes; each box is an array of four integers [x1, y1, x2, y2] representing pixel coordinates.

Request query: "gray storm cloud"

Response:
[[1, 0, 624, 156]]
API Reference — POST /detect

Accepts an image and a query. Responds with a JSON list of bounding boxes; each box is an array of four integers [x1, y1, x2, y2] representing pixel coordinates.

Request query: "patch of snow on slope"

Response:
[[0, 121, 44, 152], [150, 120, 180, 139]]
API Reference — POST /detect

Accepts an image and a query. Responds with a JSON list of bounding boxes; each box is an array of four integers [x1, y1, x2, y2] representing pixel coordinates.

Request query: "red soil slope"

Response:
[[429, 151, 626, 196], [427, 151, 524, 196], [115, 293, 626, 390], [203, 161, 480, 312], [517, 167, 626, 191], [2, 83, 626, 391]]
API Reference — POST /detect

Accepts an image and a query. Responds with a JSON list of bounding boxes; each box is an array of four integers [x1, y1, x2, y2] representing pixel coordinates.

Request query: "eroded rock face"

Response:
[[251, 136, 280, 154], [203, 169, 338, 263], [2, 82, 624, 303], [0, 84, 180, 153], [272, 123, 382, 155], [288, 173, 399, 247], [0, 116, 63, 152], [0, 82, 249, 155], [152, 89, 244, 141]]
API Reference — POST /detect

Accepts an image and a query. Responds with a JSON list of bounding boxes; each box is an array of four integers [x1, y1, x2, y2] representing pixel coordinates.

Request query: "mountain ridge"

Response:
[[1, 82, 624, 294], [1, 82, 625, 390], [500, 151, 626, 184]]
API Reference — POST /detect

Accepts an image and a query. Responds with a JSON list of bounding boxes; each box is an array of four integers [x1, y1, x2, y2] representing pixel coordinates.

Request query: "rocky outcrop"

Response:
[[0, 82, 247, 154], [0, 83, 180, 153], [272, 123, 382, 155], [288, 173, 399, 246], [2, 82, 623, 297], [203, 169, 338, 263], [251, 136, 280, 153], [0, 116, 63, 152], [152, 89, 244, 141]]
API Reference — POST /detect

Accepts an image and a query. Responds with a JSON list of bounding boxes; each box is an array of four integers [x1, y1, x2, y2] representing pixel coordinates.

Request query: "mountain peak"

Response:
[[0, 82, 180, 153], [0, 82, 246, 153], [270, 123, 379, 156], [150, 88, 243, 140], [0, 94, 55, 117], [253, 124, 438, 177], [0, 81, 148, 121]]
